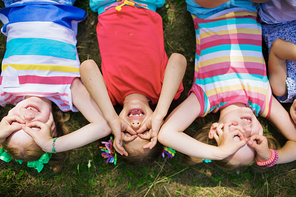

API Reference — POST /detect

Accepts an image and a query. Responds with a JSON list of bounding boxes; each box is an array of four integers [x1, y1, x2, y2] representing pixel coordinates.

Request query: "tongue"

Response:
[[130, 110, 142, 115]]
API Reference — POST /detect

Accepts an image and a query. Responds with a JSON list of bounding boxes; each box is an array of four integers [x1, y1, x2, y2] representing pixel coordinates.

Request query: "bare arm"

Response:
[[80, 60, 118, 123], [268, 39, 296, 96], [158, 93, 246, 160], [24, 78, 112, 153], [138, 53, 186, 149], [153, 53, 187, 126], [269, 96, 296, 164], [79, 60, 135, 156]]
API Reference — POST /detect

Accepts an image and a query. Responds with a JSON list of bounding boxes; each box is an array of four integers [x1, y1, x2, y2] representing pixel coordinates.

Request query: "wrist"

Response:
[[257, 149, 278, 167]]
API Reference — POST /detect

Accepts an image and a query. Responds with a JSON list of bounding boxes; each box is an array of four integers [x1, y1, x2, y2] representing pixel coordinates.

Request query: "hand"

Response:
[[248, 134, 271, 162], [22, 114, 55, 152], [210, 122, 247, 159], [0, 115, 25, 144], [137, 112, 164, 149], [109, 117, 137, 156]]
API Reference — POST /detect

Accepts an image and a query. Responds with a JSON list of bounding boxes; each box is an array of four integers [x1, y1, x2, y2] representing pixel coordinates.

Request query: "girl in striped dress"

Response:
[[0, 0, 111, 173], [158, 0, 296, 170]]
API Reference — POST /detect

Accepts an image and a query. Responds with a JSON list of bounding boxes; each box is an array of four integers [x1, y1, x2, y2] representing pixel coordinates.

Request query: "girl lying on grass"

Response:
[[79, 0, 186, 164], [158, 0, 296, 171], [0, 0, 111, 173]]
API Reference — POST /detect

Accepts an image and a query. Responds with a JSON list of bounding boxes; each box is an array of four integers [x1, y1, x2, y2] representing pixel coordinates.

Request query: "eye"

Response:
[[11, 121, 21, 125], [142, 129, 150, 134], [30, 126, 41, 131]]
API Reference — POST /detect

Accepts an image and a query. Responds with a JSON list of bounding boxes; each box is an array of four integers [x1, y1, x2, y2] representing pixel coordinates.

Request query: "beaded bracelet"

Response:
[[266, 149, 278, 167], [257, 149, 277, 166], [52, 137, 58, 154]]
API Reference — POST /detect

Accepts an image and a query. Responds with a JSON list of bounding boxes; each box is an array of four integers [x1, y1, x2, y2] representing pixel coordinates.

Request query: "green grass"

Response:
[[1, 0, 296, 196]]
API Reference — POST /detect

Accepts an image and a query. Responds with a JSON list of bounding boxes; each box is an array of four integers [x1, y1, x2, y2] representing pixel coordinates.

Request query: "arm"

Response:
[[158, 93, 246, 160], [79, 60, 136, 156], [269, 96, 296, 164], [24, 78, 112, 153], [139, 53, 187, 148], [268, 39, 296, 97]]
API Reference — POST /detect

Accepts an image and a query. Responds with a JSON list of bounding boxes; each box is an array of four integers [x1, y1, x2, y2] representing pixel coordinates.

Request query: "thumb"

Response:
[[22, 125, 34, 137]]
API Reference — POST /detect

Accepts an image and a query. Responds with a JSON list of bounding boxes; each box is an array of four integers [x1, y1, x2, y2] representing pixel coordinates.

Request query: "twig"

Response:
[[143, 160, 166, 197], [163, 185, 171, 197]]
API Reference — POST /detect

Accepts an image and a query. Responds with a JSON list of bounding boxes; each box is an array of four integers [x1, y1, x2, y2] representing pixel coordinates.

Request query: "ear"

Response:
[[208, 123, 219, 139]]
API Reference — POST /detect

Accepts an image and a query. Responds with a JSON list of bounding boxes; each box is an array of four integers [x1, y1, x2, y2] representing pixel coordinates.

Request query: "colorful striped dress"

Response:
[[0, 2, 87, 112], [189, 10, 272, 118]]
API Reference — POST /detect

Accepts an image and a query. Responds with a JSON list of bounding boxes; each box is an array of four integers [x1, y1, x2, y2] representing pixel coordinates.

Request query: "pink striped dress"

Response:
[[189, 11, 272, 118]]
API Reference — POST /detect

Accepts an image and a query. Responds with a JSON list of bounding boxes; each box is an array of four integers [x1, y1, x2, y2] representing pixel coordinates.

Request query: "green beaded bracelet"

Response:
[[52, 137, 58, 153]]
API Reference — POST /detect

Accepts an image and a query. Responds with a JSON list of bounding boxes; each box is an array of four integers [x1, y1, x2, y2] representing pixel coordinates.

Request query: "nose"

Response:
[[23, 113, 35, 122], [131, 120, 141, 130], [243, 126, 252, 138]]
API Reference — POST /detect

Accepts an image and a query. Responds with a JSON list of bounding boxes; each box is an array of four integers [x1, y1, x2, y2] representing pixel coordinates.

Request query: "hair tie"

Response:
[[201, 159, 212, 163], [0, 147, 52, 172], [162, 147, 176, 158], [99, 137, 117, 165]]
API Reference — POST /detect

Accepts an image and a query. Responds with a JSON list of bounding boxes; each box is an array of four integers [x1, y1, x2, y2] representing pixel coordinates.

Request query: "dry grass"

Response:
[[1, 0, 296, 196]]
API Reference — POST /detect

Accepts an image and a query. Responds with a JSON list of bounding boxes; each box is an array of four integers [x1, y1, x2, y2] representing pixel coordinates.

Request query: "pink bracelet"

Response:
[[266, 149, 278, 167], [257, 149, 276, 166]]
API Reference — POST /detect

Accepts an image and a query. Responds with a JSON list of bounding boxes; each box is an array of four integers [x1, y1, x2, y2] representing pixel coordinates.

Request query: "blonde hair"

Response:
[[184, 117, 281, 172], [2, 103, 70, 173]]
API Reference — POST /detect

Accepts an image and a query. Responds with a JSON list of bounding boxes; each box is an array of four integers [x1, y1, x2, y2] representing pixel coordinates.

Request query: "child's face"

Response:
[[119, 99, 153, 152], [218, 107, 263, 166], [119, 99, 153, 134], [6, 96, 55, 147], [219, 107, 263, 139], [8, 96, 53, 124]]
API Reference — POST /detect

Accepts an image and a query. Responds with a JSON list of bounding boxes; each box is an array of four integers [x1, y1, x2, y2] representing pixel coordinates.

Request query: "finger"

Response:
[[213, 132, 219, 142], [7, 124, 22, 134], [223, 122, 234, 132], [231, 129, 245, 141], [3, 115, 25, 124], [113, 138, 128, 156], [144, 137, 157, 149], [138, 132, 151, 140], [26, 121, 47, 130], [137, 125, 148, 134], [125, 125, 137, 135], [122, 134, 137, 142], [22, 125, 37, 137], [216, 123, 224, 136]]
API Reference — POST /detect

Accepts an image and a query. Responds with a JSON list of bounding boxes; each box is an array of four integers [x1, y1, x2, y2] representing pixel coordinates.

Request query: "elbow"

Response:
[[80, 59, 98, 74], [158, 128, 166, 145], [170, 53, 187, 72]]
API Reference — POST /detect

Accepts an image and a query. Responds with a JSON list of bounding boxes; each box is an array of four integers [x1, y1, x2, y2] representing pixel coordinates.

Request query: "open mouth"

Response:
[[26, 105, 40, 112], [241, 116, 252, 123], [128, 109, 145, 118]]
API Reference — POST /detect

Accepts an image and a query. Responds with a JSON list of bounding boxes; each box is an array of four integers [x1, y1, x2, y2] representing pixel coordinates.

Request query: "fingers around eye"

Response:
[[125, 125, 137, 135], [136, 125, 148, 134], [138, 130, 151, 140], [216, 123, 224, 136], [122, 134, 137, 142], [4, 115, 25, 124]]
